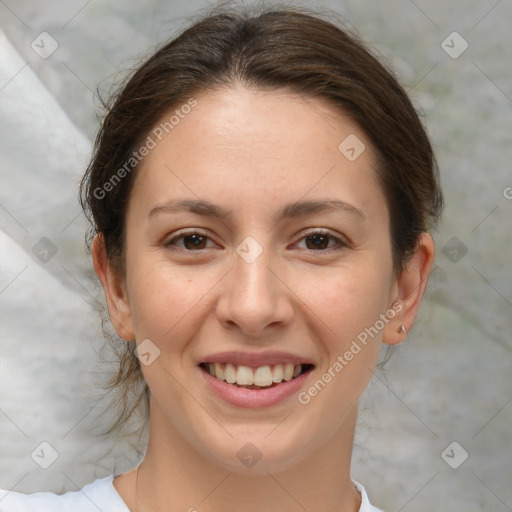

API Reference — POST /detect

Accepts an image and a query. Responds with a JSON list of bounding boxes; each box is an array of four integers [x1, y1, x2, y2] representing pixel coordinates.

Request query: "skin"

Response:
[[93, 83, 435, 512]]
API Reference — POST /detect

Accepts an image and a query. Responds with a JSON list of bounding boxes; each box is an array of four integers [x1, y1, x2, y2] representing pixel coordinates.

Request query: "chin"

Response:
[[202, 432, 311, 476]]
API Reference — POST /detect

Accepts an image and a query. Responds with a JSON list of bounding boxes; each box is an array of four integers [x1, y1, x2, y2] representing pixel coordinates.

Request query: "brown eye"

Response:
[[305, 233, 331, 250], [296, 230, 346, 252], [165, 231, 213, 251]]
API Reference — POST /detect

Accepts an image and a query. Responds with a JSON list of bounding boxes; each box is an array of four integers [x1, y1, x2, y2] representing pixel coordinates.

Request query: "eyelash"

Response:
[[164, 229, 347, 254]]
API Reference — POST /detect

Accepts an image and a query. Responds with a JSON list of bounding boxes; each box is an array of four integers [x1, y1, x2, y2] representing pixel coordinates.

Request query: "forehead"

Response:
[[129, 84, 387, 224]]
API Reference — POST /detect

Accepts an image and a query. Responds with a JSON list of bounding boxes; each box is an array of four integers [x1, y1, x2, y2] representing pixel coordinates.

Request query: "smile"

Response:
[[199, 362, 314, 389]]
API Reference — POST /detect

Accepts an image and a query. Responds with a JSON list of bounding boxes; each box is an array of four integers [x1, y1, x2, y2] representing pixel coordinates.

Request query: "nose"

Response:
[[215, 242, 294, 337]]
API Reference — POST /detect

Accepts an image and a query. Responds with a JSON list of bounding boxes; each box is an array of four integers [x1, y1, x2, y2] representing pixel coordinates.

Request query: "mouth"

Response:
[[199, 362, 315, 390]]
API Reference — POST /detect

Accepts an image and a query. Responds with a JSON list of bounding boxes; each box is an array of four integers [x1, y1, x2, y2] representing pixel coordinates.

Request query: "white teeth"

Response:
[[214, 362, 225, 381], [283, 363, 295, 381], [236, 365, 254, 385], [224, 363, 237, 384], [206, 362, 307, 386], [253, 366, 273, 386], [272, 364, 284, 383]]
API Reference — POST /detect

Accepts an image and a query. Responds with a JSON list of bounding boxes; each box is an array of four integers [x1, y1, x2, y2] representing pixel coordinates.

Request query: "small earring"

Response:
[[401, 325, 407, 337]]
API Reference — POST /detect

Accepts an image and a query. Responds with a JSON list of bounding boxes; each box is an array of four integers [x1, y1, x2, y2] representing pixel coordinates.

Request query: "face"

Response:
[[104, 84, 408, 474]]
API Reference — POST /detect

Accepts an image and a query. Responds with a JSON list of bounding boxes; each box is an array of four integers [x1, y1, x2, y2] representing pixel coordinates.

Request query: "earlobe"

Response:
[[92, 233, 135, 341], [382, 233, 435, 345], [381, 300, 409, 345]]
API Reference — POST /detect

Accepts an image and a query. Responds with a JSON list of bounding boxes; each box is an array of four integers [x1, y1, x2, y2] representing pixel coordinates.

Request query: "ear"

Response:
[[92, 233, 135, 341], [382, 232, 435, 345]]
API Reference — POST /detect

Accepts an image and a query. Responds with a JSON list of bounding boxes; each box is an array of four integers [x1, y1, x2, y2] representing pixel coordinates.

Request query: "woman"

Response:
[[0, 2, 442, 511]]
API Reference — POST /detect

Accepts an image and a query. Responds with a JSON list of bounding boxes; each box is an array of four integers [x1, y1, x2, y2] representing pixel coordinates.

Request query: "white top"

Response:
[[0, 475, 383, 511]]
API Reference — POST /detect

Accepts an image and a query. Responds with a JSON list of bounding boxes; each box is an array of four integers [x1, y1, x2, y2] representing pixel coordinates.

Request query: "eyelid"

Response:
[[164, 228, 215, 248], [164, 228, 348, 253], [293, 228, 348, 251]]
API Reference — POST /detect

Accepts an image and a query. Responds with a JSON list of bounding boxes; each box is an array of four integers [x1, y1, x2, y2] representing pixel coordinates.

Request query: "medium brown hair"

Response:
[[80, 1, 443, 439]]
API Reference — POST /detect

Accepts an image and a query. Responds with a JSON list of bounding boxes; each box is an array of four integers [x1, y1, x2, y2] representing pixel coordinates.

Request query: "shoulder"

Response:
[[0, 475, 130, 512], [353, 480, 384, 512]]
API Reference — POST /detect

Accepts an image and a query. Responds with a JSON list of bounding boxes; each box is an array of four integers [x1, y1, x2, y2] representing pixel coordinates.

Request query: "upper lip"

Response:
[[199, 351, 315, 368]]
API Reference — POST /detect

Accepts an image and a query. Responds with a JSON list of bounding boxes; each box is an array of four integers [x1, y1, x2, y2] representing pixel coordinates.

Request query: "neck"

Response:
[[128, 400, 361, 512]]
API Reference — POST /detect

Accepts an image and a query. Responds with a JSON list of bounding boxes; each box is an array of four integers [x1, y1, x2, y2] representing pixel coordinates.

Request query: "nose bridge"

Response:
[[217, 234, 292, 334], [235, 239, 275, 297]]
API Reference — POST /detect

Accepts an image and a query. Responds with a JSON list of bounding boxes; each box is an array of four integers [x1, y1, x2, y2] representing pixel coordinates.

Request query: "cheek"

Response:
[[294, 268, 388, 416], [296, 263, 390, 341], [126, 254, 205, 344]]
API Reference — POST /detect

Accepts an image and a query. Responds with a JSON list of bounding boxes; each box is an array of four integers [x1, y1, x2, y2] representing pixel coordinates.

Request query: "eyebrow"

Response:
[[148, 197, 365, 221]]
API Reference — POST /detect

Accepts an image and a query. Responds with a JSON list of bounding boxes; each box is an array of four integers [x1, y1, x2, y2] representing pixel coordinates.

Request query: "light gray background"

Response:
[[0, 1, 511, 511]]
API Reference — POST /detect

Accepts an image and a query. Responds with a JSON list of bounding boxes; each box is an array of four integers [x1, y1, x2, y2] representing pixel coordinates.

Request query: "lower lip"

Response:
[[199, 367, 313, 408]]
